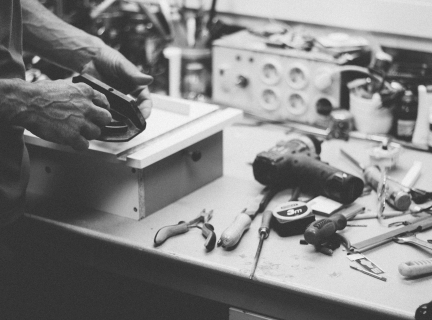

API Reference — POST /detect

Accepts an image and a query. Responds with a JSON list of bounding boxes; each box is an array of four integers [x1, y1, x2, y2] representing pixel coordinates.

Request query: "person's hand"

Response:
[[14, 79, 112, 150], [82, 45, 153, 119]]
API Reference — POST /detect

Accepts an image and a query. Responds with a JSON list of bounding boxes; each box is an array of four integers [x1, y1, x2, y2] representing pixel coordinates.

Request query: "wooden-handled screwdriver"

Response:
[[249, 210, 273, 279], [217, 188, 279, 249]]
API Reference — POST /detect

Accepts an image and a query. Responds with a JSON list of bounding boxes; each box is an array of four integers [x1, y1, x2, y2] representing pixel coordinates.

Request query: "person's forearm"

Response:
[[21, 0, 106, 73], [0, 79, 31, 127], [0, 78, 112, 150]]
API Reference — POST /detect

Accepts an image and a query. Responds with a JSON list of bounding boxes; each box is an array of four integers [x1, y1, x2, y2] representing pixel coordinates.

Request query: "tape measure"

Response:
[[272, 201, 312, 224], [271, 200, 315, 237]]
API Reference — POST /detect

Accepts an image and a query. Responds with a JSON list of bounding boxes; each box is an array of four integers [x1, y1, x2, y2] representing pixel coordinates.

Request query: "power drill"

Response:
[[252, 134, 364, 204]]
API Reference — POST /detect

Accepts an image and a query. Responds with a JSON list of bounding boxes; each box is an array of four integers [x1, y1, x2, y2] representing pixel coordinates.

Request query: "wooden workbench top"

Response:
[[26, 119, 432, 320]]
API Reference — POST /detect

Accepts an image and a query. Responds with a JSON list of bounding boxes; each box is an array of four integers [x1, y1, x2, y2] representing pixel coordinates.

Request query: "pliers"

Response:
[[154, 209, 217, 251]]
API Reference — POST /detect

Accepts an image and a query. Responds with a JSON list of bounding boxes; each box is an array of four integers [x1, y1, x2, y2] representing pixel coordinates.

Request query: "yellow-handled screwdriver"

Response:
[[249, 209, 273, 279]]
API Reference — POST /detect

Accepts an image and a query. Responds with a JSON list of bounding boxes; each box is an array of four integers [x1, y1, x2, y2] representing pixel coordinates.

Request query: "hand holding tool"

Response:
[[73, 74, 146, 142], [154, 209, 216, 250], [399, 258, 432, 278], [249, 210, 273, 279]]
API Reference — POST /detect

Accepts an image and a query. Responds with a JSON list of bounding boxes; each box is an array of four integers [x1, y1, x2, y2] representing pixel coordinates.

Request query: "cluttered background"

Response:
[[29, 0, 432, 151]]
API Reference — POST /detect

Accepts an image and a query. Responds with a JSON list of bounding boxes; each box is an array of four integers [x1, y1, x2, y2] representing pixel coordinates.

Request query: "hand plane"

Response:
[[72, 74, 146, 142]]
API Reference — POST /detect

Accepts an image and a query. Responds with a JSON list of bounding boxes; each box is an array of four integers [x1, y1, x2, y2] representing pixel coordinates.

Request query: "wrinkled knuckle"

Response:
[[77, 83, 94, 97]]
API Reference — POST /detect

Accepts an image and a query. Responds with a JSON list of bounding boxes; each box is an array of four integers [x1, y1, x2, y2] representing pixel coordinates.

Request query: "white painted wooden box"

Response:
[[24, 95, 242, 220]]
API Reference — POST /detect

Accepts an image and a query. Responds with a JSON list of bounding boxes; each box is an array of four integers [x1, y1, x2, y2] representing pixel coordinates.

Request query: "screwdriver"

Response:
[[249, 209, 273, 279], [217, 188, 279, 249], [249, 187, 301, 279]]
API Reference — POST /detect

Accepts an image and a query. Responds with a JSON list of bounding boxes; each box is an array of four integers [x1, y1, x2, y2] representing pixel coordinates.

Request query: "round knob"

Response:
[[236, 75, 249, 88], [187, 150, 202, 162], [314, 72, 333, 91]]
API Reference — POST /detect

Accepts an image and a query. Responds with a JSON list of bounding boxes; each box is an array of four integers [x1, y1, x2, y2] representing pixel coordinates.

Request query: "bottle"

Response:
[[182, 62, 209, 101], [395, 89, 418, 141]]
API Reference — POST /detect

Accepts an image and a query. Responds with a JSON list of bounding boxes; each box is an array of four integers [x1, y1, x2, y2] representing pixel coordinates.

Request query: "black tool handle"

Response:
[[202, 223, 217, 251], [304, 214, 347, 245]]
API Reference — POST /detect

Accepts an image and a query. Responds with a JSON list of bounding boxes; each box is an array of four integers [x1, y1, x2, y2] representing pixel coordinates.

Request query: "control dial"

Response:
[[314, 67, 335, 91], [236, 75, 249, 88]]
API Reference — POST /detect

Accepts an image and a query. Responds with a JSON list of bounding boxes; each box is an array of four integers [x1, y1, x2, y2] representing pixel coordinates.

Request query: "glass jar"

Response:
[[182, 62, 208, 101]]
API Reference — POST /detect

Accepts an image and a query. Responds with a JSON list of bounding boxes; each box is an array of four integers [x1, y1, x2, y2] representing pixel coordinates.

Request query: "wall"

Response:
[[183, 0, 432, 52]]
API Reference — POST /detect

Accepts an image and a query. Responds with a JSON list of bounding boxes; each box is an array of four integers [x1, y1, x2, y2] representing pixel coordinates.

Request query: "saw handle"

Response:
[[399, 258, 432, 278], [154, 222, 189, 246]]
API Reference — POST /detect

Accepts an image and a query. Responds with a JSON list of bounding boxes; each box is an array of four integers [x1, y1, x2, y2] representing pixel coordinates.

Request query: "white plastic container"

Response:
[[349, 93, 393, 134]]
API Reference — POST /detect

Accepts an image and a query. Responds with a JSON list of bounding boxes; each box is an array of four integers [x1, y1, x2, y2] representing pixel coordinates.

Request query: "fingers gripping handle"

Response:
[[218, 212, 252, 248]]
